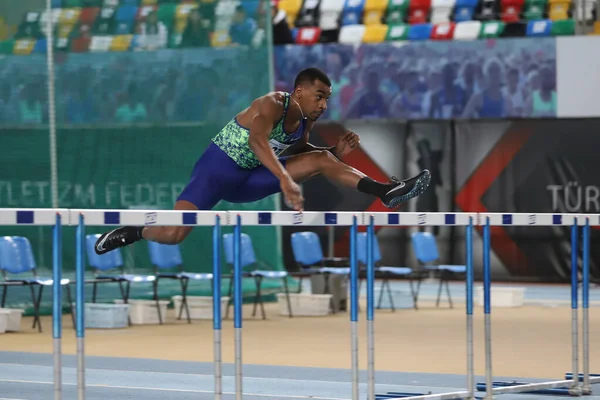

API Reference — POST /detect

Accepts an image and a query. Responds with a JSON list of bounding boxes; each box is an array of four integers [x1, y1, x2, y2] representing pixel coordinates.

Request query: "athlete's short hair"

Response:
[[294, 68, 332, 89]]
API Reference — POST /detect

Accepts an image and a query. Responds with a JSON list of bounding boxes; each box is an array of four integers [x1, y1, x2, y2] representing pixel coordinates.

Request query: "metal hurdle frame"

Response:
[[372, 212, 477, 400], [0, 209, 597, 400], [475, 213, 594, 398], [565, 217, 600, 393]]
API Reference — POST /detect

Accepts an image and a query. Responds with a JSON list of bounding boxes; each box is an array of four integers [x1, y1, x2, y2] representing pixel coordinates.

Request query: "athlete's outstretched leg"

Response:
[[284, 150, 431, 208], [141, 200, 196, 243], [94, 200, 197, 255]]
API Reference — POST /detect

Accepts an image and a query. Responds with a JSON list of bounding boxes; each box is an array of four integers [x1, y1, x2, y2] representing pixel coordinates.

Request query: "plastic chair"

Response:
[[116, 5, 139, 33], [386, 23, 410, 40], [411, 232, 467, 308], [479, 20, 505, 37], [526, 19, 552, 36], [407, 23, 433, 40], [222, 233, 292, 319], [341, 0, 366, 25], [362, 24, 389, 43], [33, 39, 48, 53], [453, 20, 482, 39], [86, 234, 155, 324], [320, 0, 346, 29], [147, 241, 213, 324], [290, 231, 350, 313], [0, 236, 72, 332], [385, 0, 409, 24], [356, 232, 422, 311]]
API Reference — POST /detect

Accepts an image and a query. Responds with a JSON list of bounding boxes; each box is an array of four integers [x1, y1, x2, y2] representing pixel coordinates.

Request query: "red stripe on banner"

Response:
[[455, 127, 533, 276]]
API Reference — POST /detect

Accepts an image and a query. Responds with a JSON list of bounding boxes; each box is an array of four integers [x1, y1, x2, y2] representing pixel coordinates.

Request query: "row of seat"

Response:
[[17, 0, 591, 43], [279, 0, 591, 28], [0, 17, 582, 55], [1, 29, 233, 55], [16, 3, 224, 41], [1, 230, 463, 331], [293, 18, 576, 43], [52, 0, 205, 7]]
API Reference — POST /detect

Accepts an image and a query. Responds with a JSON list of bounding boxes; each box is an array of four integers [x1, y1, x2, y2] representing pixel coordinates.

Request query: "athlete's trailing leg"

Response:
[[93, 200, 197, 255]]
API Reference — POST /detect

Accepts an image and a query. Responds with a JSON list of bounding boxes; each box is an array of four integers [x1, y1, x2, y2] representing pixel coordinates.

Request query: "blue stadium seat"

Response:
[[222, 233, 292, 319], [147, 241, 213, 324], [52, 0, 63, 7], [0, 236, 72, 333], [356, 233, 419, 311], [85, 234, 155, 325], [117, 5, 139, 21], [341, 0, 366, 25], [453, 0, 478, 21], [241, 0, 261, 18], [526, 19, 552, 36], [117, 5, 139, 20], [115, 5, 138, 33], [290, 231, 350, 313], [408, 22, 433, 39], [33, 38, 48, 53], [411, 232, 467, 308]]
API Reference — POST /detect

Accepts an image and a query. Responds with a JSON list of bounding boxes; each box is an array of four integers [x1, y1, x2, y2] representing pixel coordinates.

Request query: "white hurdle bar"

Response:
[[0, 209, 597, 400]]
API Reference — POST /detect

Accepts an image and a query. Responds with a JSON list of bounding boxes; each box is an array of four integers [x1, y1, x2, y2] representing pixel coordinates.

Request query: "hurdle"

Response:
[[373, 212, 477, 400], [475, 213, 591, 398], [0, 209, 596, 400], [565, 217, 600, 395]]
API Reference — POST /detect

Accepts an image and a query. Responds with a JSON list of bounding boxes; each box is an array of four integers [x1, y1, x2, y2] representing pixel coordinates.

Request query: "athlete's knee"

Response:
[[314, 150, 338, 169]]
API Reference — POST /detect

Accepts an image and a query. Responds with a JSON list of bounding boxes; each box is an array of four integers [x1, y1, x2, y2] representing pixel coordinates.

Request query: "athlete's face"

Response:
[[297, 79, 331, 121]]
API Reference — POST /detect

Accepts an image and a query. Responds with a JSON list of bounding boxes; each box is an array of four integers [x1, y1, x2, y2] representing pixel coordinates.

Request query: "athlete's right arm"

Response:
[[248, 94, 304, 211]]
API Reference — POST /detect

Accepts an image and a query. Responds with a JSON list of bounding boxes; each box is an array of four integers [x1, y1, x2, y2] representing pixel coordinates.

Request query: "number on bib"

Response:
[[269, 139, 291, 156]]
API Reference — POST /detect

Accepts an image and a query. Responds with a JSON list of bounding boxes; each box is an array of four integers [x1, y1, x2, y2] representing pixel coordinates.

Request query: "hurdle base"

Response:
[[565, 373, 600, 395], [477, 381, 582, 396], [376, 392, 431, 399], [375, 390, 475, 400]]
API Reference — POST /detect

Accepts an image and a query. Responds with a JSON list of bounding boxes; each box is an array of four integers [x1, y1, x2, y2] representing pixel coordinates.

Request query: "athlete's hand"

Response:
[[281, 176, 304, 212], [334, 130, 360, 158]]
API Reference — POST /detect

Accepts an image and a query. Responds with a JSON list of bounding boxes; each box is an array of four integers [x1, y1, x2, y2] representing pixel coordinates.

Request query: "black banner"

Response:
[[279, 118, 600, 283]]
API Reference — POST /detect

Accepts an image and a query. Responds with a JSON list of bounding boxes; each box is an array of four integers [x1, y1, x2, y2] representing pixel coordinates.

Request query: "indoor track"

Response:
[[1, 351, 599, 400]]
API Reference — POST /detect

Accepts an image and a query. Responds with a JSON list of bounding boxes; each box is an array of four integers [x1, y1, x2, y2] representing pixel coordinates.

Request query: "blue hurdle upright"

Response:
[[564, 217, 600, 395]]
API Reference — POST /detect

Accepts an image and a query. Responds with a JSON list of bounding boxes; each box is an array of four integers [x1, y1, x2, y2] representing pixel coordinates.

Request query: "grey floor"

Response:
[[2, 281, 600, 400], [0, 351, 599, 400]]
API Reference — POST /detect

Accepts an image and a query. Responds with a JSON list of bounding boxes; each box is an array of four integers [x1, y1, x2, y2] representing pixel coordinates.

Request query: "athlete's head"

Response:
[[292, 67, 332, 121]]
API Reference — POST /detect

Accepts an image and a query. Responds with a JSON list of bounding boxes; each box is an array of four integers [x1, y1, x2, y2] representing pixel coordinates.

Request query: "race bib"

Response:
[[269, 139, 292, 156]]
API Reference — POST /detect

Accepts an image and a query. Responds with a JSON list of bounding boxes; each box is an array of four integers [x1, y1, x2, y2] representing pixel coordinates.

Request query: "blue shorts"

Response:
[[177, 142, 287, 209]]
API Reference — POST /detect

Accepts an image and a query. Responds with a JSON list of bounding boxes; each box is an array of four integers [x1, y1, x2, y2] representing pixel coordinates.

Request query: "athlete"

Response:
[[94, 67, 431, 255]]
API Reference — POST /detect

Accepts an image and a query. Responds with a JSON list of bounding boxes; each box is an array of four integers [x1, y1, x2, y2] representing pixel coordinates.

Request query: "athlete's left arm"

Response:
[[301, 133, 337, 155], [297, 124, 360, 158]]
